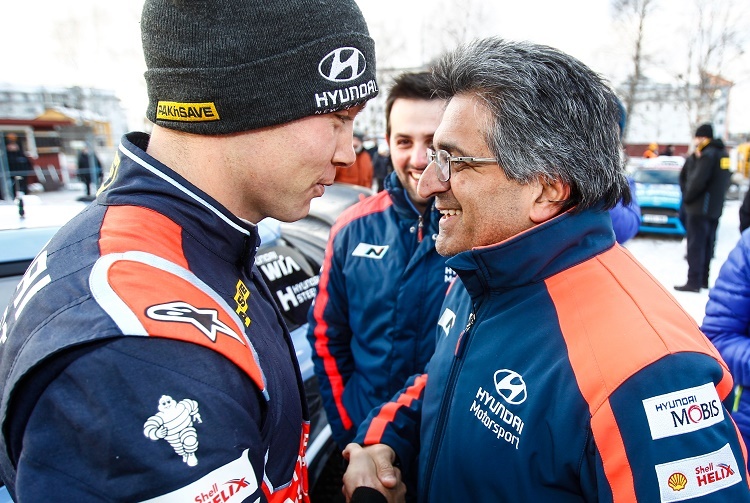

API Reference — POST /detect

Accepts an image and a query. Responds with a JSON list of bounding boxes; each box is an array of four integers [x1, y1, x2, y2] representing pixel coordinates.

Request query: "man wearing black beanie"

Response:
[[675, 123, 732, 292], [0, 1, 377, 501]]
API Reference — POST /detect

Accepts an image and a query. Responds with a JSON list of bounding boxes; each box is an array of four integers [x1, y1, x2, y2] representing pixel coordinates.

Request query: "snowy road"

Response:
[[625, 198, 743, 325]]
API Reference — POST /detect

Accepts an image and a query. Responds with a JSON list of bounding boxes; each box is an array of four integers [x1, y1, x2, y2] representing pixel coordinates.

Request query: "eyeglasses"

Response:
[[426, 148, 497, 182]]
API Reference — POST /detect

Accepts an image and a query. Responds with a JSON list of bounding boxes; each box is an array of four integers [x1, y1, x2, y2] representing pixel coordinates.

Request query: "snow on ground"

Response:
[[624, 198, 743, 325]]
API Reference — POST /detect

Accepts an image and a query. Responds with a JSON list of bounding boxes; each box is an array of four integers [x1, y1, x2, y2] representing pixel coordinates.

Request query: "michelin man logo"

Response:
[[143, 395, 202, 467]]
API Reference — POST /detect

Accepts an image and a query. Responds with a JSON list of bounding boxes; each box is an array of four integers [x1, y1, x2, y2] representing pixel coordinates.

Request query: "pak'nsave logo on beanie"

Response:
[[156, 101, 221, 122]]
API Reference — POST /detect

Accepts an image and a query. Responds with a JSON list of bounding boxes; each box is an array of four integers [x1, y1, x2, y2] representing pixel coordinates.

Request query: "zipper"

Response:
[[420, 306, 479, 501], [417, 215, 424, 242]]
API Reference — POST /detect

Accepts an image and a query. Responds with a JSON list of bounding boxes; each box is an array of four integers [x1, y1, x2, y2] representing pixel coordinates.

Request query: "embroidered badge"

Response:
[[144, 395, 202, 467], [234, 279, 252, 327]]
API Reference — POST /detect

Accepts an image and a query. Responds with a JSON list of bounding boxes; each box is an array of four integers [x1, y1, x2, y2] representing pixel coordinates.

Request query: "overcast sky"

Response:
[[3, 0, 749, 134]]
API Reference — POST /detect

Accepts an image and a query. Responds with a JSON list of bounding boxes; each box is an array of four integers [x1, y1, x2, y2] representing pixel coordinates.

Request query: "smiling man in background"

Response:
[[307, 71, 450, 483]]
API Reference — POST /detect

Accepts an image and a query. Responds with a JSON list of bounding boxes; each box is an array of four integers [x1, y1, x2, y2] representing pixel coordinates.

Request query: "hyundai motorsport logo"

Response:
[[469, 369, 527, 450], [642, 383, 724, 440]]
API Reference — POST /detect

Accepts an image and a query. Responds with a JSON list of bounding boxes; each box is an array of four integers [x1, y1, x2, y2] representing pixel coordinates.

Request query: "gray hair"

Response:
[[431, 37, 630, 210]]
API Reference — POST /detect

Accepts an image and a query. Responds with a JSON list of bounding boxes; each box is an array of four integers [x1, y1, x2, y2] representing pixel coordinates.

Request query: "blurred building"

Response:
[[0, 84, 127, 196], [620, 73, 734, 158]]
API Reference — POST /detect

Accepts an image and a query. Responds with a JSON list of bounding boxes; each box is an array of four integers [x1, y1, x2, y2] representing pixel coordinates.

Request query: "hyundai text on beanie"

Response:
[[695, 123, 714, 138], [141, 0, 378, 135]]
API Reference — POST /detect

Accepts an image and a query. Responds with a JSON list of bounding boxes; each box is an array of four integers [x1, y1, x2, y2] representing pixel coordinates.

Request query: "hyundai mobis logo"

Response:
[[642, 383, 724, 440], [318, 47, 366, 82]]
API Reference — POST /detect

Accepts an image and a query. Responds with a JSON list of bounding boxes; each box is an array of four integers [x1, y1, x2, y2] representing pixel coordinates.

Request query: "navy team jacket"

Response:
[[307, 172, 451, 448], [0, 132, 309, 502], [358, 207, 750, 502]]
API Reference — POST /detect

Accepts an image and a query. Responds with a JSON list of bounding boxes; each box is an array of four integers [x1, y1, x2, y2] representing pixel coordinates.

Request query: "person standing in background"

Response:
[[4, 133, 32, 196], [643, 142, 660, 158], [739, 186, 750, 232], [372, 143, 392, 193], [335, 131, 374, 188], [609, 98, 641, 243], [675, 123, 732, 292], [76, 146, 103, 196]]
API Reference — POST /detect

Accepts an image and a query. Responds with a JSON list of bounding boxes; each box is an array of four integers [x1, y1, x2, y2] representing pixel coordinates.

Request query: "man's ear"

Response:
[[530, 177, 570, 224]]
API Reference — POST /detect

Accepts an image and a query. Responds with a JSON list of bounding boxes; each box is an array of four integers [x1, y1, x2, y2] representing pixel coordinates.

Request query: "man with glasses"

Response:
[[0, 0, 377, 501], [342, 37, 750, 502], [307, 71, 450, 470]]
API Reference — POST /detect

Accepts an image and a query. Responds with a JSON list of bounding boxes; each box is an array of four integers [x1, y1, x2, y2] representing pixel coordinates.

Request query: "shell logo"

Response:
[[668, 472, 688, 491]]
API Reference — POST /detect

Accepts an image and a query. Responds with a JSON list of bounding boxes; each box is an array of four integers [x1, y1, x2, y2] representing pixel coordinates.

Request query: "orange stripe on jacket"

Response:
[[100, 205, 187, 267], [98, 205, 266, 393], [364, 374, 428, 445], [311, 193, 393, 431], [546, 244, 733, 502]]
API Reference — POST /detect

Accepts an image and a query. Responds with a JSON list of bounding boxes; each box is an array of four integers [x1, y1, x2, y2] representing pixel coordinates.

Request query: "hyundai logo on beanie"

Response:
[[141, 0, 378, 135], [318, 48, 367, 82]]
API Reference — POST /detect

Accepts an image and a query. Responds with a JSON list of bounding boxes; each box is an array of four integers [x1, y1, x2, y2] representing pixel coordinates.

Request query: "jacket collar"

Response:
[[446, 207, 615, 298], [384, 171, 440, 232], [100, 132, 261, 267]]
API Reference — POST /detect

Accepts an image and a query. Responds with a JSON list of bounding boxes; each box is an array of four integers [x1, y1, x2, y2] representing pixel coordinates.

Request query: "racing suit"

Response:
[[0, 132, 309, 502], [307, 172, 451, 449], [358, 207, 750, 502]]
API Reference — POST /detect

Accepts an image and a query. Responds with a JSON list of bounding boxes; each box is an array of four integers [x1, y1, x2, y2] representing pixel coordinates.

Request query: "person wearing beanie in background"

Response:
[[0, 1, 377, 501], [335, 131, 374, 188], [643, 141, 660, 158], [675, 123, 732, 292]]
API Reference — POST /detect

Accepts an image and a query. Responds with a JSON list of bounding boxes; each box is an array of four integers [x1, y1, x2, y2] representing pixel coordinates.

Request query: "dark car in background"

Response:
[[0, 183, 372, 501], [633, 156, 686, 237]]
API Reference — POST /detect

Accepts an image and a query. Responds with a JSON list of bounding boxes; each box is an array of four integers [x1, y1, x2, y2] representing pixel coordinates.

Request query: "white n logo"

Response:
[[352, 243, 389, 260]]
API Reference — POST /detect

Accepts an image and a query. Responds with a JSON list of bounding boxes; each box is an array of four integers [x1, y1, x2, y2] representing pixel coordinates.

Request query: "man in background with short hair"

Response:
[[308, 71, 451, 457]]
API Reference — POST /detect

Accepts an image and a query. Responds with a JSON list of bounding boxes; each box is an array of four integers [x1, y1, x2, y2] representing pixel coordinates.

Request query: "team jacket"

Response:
[[358, 207, 750, 502], [0, 132, 309, 502], [702, 228, 750, 462], [307, 172, 452, 448], [683, 139, 732, 220]]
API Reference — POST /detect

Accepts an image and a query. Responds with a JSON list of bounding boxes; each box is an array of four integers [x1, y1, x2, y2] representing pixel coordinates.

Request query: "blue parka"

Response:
[[307, 172, 452, 449], [702, 228, 750, 458]]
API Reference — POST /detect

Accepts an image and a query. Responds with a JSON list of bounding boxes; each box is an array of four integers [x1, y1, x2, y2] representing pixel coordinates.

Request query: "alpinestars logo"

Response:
[[146, 301, 244, 344], [318, 47, 366, 82], [494, 369, 527, 405]]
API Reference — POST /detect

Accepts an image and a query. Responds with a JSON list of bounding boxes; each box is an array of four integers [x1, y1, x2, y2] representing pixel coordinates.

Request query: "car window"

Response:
[[255, 243, 319, 331], [634, 169, 680, 185]]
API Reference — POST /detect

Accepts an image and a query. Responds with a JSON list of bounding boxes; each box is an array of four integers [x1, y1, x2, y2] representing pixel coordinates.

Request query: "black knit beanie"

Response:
[[141, 0, 378, 134], [694, 123, 714, 138]]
